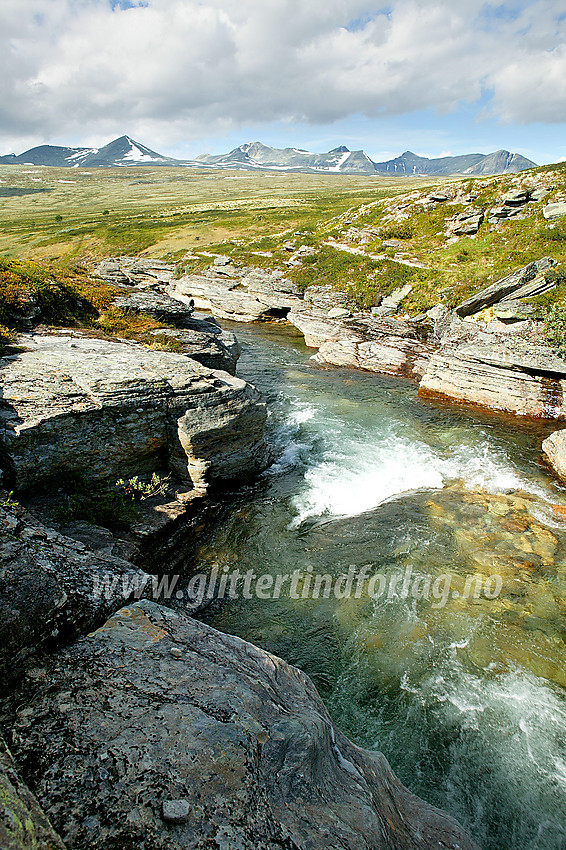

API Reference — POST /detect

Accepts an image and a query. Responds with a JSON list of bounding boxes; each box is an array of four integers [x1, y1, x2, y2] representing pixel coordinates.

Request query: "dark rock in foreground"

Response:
[[0, 499, 146, 686], [0, 735, 65, 850], [4, 600, 479, 850]]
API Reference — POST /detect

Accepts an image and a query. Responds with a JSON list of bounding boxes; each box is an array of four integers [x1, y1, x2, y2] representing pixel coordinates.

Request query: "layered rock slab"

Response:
[[3, 600, 479, 850], [418, 320, 566, 417], [289, 310, 434, 379], [171, 265, 303, 322], [0, 335, 269, 491]]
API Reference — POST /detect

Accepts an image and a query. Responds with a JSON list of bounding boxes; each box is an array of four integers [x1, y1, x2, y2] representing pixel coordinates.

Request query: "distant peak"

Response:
[[329, 145, 350, 154]]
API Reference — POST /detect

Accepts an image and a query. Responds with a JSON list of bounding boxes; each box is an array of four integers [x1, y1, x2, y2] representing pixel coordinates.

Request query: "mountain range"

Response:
[[0, 135, 537, 175]]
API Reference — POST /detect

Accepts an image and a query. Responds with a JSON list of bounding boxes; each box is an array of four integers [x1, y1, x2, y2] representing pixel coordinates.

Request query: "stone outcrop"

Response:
[[543, 202, 566, 221], [289, 310, 434, 379], [418, 319, 566, 417], [0, 334, 270, 492], [171, 265, 303, 322], [455, 257, 556, 317], [0, 498, 146, 685], [111, 291, 195, 326], [2, 600, 479, 850], [95, 257, 175, 286], [542, 428, 566, 481], [150, 321, 241, 375], [446, 208, 484, 236], [0, 735, 65, 850]]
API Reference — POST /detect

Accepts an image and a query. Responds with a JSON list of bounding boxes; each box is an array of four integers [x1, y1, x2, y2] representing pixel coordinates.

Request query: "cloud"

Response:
[[0, 0, 565, 151]]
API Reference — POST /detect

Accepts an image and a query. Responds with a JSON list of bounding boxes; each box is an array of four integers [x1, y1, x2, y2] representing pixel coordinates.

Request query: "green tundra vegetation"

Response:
[[1, 160, 565, 351]]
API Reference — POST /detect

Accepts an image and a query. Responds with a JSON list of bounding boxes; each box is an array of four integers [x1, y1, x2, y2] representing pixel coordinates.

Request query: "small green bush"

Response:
[[380, 222, 414, 240]]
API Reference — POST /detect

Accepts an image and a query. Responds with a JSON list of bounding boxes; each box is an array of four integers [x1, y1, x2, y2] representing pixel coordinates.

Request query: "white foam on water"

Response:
[[288, 418, 550, 526], [290, 432, 445, 527]]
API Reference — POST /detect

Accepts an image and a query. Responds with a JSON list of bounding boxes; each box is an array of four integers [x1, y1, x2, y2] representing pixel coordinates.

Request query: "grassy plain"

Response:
[[0, 164, 443, 261], [1, 161, 566, 348]]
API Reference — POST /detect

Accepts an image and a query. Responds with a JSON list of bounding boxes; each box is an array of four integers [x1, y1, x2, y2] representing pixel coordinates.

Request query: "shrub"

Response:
[[380, 222, 414, 240]]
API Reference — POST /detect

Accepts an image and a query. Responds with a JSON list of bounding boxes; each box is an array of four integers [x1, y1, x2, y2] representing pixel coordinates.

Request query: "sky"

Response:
[[1, 0, 566, 164]]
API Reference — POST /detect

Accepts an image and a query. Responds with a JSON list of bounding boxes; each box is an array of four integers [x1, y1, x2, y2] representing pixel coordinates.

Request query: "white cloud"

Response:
[[0, 0, 565, 151]]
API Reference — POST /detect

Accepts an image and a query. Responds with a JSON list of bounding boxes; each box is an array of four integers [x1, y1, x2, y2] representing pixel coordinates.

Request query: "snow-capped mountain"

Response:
[[0, 136, 175, 168], [194, 141, 378, 174], [372, 149, 537, 175], [0, 136, 537, 175]]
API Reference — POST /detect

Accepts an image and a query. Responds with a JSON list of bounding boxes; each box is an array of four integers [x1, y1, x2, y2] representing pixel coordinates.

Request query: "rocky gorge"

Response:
[[2, 170, 566, 848], [0, 261, 483, 849]]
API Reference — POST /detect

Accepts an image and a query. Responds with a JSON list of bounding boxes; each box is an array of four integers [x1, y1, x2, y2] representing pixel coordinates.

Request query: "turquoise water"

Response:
[[196, 321, 566, 850]]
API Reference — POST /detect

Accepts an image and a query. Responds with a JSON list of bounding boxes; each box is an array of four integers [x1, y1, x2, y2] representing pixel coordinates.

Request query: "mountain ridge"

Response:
[[0, 135, 537, 175]]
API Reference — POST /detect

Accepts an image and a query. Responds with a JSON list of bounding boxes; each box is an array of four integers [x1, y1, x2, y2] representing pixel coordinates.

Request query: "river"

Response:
[[195, 321, 566, 850]]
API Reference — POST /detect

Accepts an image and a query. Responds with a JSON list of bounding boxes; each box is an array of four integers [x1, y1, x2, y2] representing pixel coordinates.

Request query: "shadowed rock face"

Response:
[[3, 601, 479, 850], [0, 334, 270, 492], [0, 735, 65, 850], [0, 500, 147, 686]]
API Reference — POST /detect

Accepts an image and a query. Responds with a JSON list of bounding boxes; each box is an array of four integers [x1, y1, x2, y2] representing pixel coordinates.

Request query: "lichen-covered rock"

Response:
[[95, 257, 175, 286], [111, 291, 194, 326], [0, 735, 65, 850], [0, 499, 147, 685], [542, 428, 566, 481], [0, 334, 269, 492], [150, 326, 241, 374], [3, 601, 479, 850]]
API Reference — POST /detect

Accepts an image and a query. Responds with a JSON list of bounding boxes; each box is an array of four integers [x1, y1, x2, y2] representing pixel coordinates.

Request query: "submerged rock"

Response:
[[0, 334, 270, 492], [3, 600, 479, 850]]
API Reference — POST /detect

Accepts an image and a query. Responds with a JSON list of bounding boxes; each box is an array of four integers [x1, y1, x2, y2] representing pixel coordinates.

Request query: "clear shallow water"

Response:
[[196, 321, 566, 850]]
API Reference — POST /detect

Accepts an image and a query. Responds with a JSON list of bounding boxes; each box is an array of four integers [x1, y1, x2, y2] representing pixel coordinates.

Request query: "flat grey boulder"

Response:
[[455, 257, 555, 317], [112, 291, 194, 326], [0, 334, 270, 492], [4, 600, 479, 850], [543, 202, 566, 221], [0, 499, 146, 683], [503, 189, 530, 206], [303, 284, 350, 311], [542, 428, 566, 482]]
